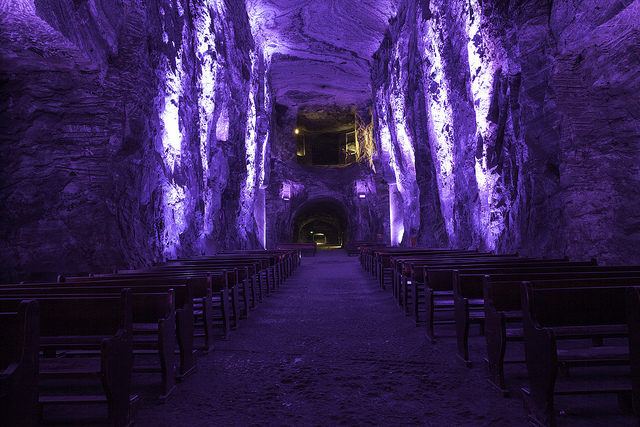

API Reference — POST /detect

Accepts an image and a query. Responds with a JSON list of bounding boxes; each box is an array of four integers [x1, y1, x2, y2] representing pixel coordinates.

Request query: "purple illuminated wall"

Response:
[[0, 0, 271, 281], [372, 0, 640, 263]]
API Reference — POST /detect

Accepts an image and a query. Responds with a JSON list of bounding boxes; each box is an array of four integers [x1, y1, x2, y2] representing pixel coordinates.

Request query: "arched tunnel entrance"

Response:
[[292, 198, 349, 248]]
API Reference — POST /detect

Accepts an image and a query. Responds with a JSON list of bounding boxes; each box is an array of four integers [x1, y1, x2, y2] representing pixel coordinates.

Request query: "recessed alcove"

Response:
[[291, 198, 349, 247], [294, 108, 357, 167]]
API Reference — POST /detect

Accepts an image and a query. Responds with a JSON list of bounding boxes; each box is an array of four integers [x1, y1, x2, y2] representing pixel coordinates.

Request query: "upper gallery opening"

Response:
[[295, 107, 357, 167]]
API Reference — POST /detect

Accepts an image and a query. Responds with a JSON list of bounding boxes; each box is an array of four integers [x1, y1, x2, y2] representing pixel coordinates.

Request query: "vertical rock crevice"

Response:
[[372, 0, 640, 263], [0, 0, 272, 280]]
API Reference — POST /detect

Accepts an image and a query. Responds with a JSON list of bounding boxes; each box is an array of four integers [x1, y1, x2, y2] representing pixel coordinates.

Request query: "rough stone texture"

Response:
[[372, 0, 640, 263], [266, 103, 387, 246], [2, 0, 640, 279], [0, 0, 271, 281], [247, 0, 397, 108]]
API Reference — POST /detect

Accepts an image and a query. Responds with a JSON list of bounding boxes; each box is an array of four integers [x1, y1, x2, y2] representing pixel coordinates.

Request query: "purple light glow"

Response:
[[355, 179, 372, 197], [158, 53, 184, 173], [389, 183, 404, 246], [195, 5, 218, 238], [156, 5, 189, 257], [280, 182, 292, 200], [163, 182, 187, 258], [464, 0, 506, 250], [419, 13, 455, 237], [238, 50, 260, 241]]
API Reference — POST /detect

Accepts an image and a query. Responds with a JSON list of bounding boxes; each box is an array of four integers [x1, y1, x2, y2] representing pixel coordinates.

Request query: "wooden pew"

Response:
[[419, 258, 584, 342], [392, 250, 486, 299], [396, 252, 501, 308], [626, 287, 640, 415], [55, 276, 198, 376], [521, 282, 636, 426], [344, 241, 379, 257], [277, 242, 316, 257], [221, 249, 299, 277], [453, 265, 639, 367], [158, 263, 253, 314], [162, 256, 275, 301], [484, 274, 640, 395], [0, 285, 179, 400], [0, 291, 135, 427], [68, 272, 220, 352], [374, 249, 472, 289], [0, 300, 39, 427]]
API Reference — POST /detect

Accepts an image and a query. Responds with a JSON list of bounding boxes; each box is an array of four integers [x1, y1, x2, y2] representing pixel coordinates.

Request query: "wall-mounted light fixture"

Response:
[[355, 179, 368, 199], [294, 128, 300, 135], [281, 182, 291, 201]]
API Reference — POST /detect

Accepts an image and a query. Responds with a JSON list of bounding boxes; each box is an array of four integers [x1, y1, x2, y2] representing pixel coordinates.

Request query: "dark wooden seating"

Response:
[[55, 277, 198, 377], [374, 249, 473, 289], [277, 242, 316, 257], [484, 274, 640, 395], [0, 250, 294, 426], [453, 265, 640, 367], [626, 287, 640, 415], [158, 263, 253, 314], [520, 282, 636, 426], [71, 271, 223, 352], [419, 258, 584, 342], [0, 300, 39, 427], [1, 280, 190, 401], [344, 241, 379, 256], [0, 291, 135, 427]]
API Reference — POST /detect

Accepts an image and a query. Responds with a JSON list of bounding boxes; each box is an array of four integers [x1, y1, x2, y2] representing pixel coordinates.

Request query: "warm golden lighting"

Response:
[[294, 128, 300, 135]]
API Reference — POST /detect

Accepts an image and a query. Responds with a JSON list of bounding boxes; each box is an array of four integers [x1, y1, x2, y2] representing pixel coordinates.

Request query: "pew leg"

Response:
[[425, 289, 436, 343], [413, 282, 421, 325], [101, 332, 133, 427], [257, 274, 264, 303], [264, 271, 271, 297], [176, 307, 196, 378], [392, 269, 397, 299], [220, 290, 231, 339], [522, 327, 558, 427], [404, 279, 410, 316], [157, 316, 177, 401], [485, 309, 509, 395], [201, 294, 215, 352], [455, 297, 472, 367], [249, 278, 257, 309], [231, 286, 240, 328], [240, 280, 249, 319]]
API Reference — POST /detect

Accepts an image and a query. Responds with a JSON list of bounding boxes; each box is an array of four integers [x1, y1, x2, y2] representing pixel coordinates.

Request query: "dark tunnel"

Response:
[[291, 198, 349, 247]]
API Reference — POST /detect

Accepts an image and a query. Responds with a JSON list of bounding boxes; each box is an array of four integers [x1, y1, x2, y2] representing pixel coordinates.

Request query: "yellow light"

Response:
[[294, 128, 300, 135]]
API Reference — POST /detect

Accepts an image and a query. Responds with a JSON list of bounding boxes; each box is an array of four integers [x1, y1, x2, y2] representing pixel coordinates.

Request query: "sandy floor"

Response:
[[134, 252, 635, 426]]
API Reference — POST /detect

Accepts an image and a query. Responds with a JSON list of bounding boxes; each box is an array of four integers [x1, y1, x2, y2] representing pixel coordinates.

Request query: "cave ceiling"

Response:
[[247, 0, 397, 109]]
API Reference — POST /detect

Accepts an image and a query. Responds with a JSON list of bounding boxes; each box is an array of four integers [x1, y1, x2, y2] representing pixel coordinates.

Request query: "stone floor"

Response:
[[134, 251, 635, 426]]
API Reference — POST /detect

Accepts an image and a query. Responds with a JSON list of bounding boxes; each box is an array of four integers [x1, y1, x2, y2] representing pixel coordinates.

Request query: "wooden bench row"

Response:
[[276, 242, 316, 257], [344, 241, 380, 256], [0, 249, 299, 426], [358, 246, 640, 425]]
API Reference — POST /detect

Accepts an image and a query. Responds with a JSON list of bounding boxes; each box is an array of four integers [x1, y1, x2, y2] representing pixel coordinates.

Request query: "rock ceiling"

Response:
[[247, 0, 397, 109]]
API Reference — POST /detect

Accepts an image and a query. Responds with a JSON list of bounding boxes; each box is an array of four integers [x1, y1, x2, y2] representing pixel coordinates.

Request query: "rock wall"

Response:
[[266, 104, 387, 247], [0, 0, 271, 281], [372, 0, 640, 263]]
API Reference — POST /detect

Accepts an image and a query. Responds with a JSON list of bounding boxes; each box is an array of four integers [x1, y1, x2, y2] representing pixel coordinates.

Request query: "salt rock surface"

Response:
[[247, 0, 397, 107]]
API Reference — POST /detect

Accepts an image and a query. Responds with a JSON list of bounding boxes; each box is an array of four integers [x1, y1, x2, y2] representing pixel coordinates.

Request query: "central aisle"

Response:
[[137, 251, 525, 426]]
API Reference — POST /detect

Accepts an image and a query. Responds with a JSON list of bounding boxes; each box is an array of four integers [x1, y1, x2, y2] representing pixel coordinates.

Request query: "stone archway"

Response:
[[291, 198, 349, 248]]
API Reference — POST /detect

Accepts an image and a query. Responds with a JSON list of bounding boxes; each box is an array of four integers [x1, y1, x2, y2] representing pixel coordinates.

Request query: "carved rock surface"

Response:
[[371, 0, 640, 263], [247, 0, 397, 107], [0, 0, 270, 281]]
